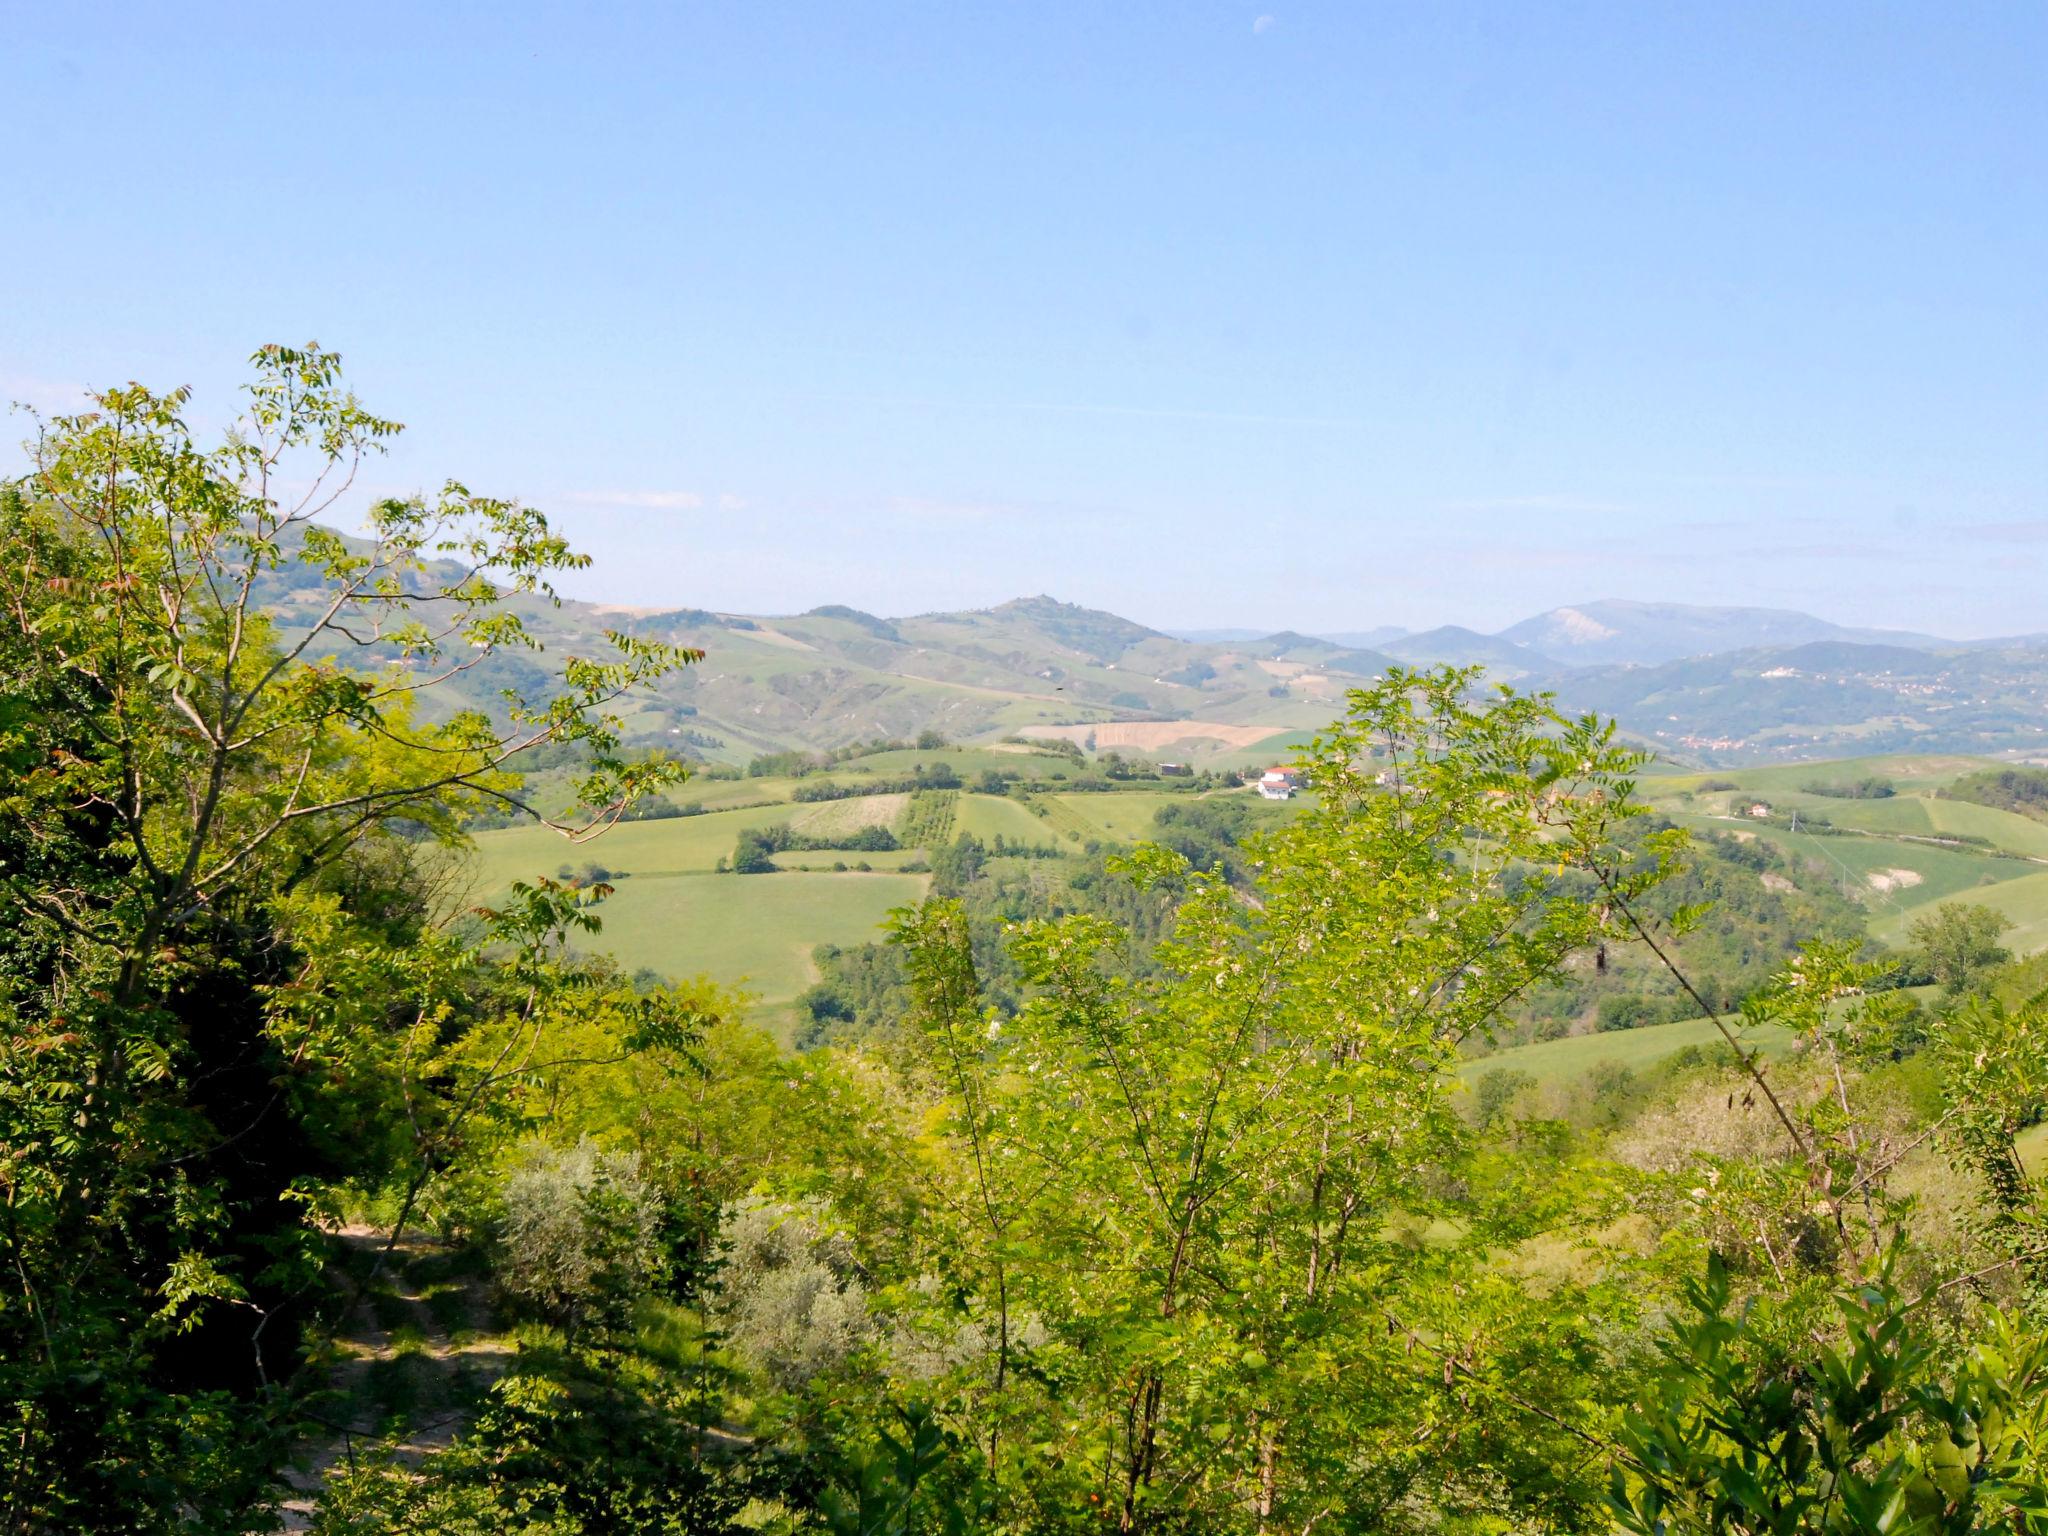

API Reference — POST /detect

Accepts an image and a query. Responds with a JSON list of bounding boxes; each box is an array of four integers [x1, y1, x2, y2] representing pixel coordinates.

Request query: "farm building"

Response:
[[1159, 761, 1191, 777], [1257, 767, 1299, 800]]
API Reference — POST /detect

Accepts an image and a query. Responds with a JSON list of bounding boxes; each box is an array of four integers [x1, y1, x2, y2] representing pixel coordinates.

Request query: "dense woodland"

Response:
[[4, 351, 2048, 1534]]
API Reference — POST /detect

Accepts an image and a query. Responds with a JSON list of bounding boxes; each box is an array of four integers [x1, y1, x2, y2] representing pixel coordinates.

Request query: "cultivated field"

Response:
[[1871, 867, 2048, 955], [1038, 791, 1189, 843], [566, 870, 929, 1039], [790, 793, 908, 837], [1200, 731, 1318, 773], [1019, 720, 1280, 752], [955, 793, 1064, 848], [1467, 1015, 1798, 1089], [463, 802, 797, 891]]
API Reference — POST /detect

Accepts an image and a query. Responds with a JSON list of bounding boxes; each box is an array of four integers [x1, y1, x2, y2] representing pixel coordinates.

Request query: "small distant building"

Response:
[[1257, 767, 1299, 800], [1159, 761, 1192, 777], [1747, 801, 1773, 819]]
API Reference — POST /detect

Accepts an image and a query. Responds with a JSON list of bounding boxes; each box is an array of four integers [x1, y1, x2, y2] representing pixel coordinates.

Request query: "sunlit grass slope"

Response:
[[1463, 1015, 1798, 1089]]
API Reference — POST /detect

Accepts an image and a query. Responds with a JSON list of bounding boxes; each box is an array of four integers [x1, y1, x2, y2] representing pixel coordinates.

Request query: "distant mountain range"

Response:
[[1494, 601, 1954, 667], [266, 552, 2048, 767], [1176, 601, 1963, 672]]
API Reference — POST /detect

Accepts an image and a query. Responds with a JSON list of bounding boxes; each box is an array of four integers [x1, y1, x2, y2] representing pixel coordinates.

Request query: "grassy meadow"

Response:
[[469, 745, 2048, 1066], [1464, 1015, 1798, 1089]]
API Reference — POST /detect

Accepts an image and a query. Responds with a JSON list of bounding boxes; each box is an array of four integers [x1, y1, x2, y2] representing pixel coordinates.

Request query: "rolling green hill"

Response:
[[1464, 1015, 1797, 1089], [463, 745, 2048, 1052], [257, 527, 2048, 768]]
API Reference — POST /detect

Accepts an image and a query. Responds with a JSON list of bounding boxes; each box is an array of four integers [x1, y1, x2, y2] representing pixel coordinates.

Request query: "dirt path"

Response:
[[276, 1227, 511, 1530]]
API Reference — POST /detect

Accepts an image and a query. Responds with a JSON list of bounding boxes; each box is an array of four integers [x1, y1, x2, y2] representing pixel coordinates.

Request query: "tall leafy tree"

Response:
[[0, 345, 697, 1530], [891, 670, 1665, 1532]]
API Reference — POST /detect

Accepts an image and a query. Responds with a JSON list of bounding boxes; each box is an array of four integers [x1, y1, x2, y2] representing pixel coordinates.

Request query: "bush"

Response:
[[1801, 775, 1895, 799], [1472, 1066, 1535, 1128], [498, 1140, 661, 1338], [731, 832, 779, 874], [713, 1198, 873, 1391], [1597, 994, 1662, 1032]]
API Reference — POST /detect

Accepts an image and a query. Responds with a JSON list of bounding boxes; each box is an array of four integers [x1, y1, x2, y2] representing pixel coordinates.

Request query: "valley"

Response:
[[465, 734, 2048, 1055]]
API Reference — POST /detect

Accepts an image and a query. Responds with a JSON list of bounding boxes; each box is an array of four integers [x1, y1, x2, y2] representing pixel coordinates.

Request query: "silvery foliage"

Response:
[[713, 1196, 875, 1390], [498, 1138, 659, 1327]]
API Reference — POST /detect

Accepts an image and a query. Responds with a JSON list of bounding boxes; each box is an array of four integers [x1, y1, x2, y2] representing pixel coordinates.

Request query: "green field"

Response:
[[1654, 780, 2048, 864], [550, 868, 925, 1038], [1661, 811, 2034, 918], [955, 792, 1064, 849], [1466, 1014, 1797, 1089], [789, 793, 908, 838], [1654, 755, 1997, 797], [666, 774, 803, 810], [464, 810, 935, 1037], [1041, 791, 1189, 842], [464, 803, 798, 892], [1197, 730, 1319, 773], [845, 745, 1076, 777], [1871, 867, 2048, 954], [773, 849, 926, 872]]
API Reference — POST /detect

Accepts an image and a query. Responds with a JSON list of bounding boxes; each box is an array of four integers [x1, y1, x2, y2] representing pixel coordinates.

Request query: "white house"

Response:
[[1257, 767, 1299, 800]]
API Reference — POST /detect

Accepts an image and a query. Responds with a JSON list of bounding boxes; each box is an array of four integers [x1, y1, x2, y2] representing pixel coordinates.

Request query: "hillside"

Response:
[[464, 741, 2048, 1049], [1500, 599, 1947, 666], [1382, 624, 1553, 676], [253, 537, 2048, 767], [1550, 641, 2048, 762]]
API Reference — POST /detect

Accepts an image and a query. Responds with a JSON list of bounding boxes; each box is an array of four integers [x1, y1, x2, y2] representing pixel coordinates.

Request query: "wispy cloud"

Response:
[[1252, 14, 1276, 34], [0, 371, 93, 414], [1961, 520, 2048, 545], [565, 489, 705, 511], [1732, 542, 1896, 561], [1441, 494, 1636, 515], [718, 493, 748, 512]]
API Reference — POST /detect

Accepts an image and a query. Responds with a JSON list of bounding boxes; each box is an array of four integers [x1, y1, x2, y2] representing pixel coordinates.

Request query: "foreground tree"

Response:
[[891, 670, 1665, 1533], [0, 345, 697, 1530]]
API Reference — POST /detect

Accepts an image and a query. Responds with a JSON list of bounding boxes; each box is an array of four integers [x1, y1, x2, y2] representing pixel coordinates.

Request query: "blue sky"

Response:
[[4, 2, 2044, 636]]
